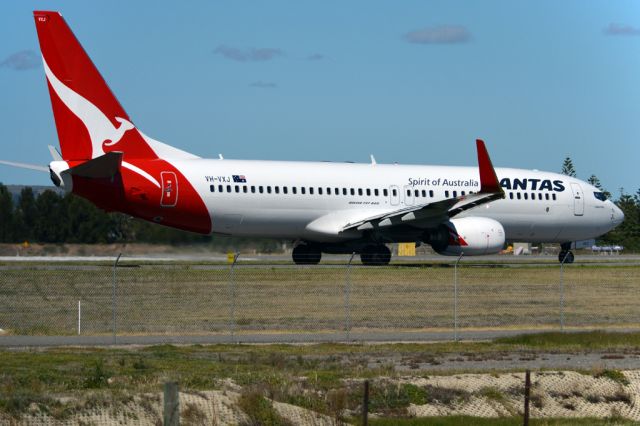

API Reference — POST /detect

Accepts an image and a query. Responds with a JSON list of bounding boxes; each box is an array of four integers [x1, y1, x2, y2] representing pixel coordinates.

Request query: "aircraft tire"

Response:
[[558, 250, 575, 264], [292, 244, 321, 265]]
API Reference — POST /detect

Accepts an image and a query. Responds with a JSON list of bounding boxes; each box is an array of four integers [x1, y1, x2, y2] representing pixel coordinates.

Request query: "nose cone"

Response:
[[612, 204, 625, 226]]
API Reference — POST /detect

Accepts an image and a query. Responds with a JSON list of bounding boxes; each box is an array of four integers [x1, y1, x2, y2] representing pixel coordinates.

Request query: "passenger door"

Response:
[[570, 183, 584, 216]]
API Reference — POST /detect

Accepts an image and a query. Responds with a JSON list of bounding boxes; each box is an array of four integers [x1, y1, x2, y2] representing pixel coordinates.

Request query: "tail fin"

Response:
[[33, 11, 157, 161]]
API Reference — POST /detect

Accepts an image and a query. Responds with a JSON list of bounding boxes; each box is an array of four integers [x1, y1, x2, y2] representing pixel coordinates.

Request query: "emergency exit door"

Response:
[[161, 171, 178, 207]]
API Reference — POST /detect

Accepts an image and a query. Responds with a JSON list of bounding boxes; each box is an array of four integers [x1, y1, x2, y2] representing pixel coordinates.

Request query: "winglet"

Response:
[[476, 139, 502, 194]]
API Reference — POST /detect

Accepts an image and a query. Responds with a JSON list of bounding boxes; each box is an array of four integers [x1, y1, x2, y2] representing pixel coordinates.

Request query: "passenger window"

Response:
[[251, 186, 256, 193], [267, 186, 272, 194], [383, 189, 388, 197], [538, 193, 542, 200], [524, 193, 528, 200], [235, 186, 240, 193], [342, 188, 347, 195], [219, 184, 223, 192], [545, 193, 549, 200], [358, 188, 363, 196], [375, 189, 379, 196], [531, 193, 535, 200], [335, 187, 339, 195], [392, 189, 397, 196], [407, 189, 411, 197], [366, 189, 371, 196], [310, 187, 314, 195], [461, 191, 465, 196], [318, 187, 323, 195], [552, 194, 557, 201], [414, 190, 419, 197], [517, 193, 521, 200], [445, 190, 449, 198], [227, 185, 232, 193], [275, 186, 279, 194], [259, 186, 264, 194], [292, 187, 297, 194], [509, 192, 514, 199], [283, 187, 288, 194], [210, 185, 215, 192], [453, 191, 457, 198], [243, 186, 248, 193], [301, 187, 306, 194], [421, 190, 426, 197], [327, 187, 331, 195], [429, 190, 434, 197]]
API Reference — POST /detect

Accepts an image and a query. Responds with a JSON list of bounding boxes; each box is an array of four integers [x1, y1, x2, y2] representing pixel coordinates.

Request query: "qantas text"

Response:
[[500, 178, 565, 192]]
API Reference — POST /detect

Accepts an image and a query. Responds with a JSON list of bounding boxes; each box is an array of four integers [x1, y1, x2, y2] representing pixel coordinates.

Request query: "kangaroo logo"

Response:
[[43, 57, 135, 159]]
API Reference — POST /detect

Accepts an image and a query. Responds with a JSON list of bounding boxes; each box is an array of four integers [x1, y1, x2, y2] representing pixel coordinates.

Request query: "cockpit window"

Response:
[[594, 191, 607, 202]]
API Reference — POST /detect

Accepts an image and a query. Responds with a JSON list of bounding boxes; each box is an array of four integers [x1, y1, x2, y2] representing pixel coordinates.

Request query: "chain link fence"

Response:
[[1, 256, 639, 342]]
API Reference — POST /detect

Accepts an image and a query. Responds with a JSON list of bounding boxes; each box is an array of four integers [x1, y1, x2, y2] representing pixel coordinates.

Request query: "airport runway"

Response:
[[1, 253, 639, 265]]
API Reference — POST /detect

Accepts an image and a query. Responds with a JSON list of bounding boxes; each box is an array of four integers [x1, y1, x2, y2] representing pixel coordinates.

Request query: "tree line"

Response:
[[0, 184, 282, 252]]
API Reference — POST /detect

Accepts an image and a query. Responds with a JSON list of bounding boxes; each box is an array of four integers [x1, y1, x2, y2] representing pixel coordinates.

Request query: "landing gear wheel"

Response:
[[360, 245, 391, 266], [292, 244, 321, 265], [558, 251, 574, 264]]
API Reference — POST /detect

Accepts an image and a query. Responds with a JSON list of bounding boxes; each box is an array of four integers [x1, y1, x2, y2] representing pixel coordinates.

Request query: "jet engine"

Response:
[[425, 217, 505, 256]]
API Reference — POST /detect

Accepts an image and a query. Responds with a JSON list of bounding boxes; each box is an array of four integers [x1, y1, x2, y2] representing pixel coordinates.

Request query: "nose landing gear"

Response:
[[558, 242, 574, 264]]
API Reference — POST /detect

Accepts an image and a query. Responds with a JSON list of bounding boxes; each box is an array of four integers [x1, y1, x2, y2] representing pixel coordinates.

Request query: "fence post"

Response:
[[228, 252, 240, 343], [453, 252, 464, 342], [344, 252, 356, 341], [559, 252, 569, 331], [164, 381, 180, 426], [362, 380, 369, 426], [77, 300, 81, 335], [523, 370, 531, 426], [112, 253, 122, 344]]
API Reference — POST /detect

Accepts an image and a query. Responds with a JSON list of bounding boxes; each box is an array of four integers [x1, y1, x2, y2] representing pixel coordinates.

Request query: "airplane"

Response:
[[0, 11, 625, 265]]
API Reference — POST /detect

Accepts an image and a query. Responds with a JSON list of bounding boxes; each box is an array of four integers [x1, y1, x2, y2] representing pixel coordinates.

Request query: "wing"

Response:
[[341, 139, 504, 232]]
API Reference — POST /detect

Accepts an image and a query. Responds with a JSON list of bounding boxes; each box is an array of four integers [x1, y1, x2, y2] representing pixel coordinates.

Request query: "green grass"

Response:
[[369, 417, 638, 426], [495, 331, 640, 350]]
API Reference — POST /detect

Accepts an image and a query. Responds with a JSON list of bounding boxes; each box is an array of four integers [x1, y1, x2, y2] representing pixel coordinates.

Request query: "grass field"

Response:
[[1, 263, 639, 336], [2, 332, 640, 424]]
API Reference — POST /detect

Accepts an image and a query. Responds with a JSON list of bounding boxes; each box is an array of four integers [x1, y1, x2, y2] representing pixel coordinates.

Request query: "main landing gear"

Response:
[[291, 243, 392, 266], [558, 242, 574, 264], [292, 244, 322, 265]]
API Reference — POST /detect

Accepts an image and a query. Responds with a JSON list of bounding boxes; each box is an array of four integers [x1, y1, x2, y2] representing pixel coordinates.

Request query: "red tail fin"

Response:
[[33, 11, 157, 161]]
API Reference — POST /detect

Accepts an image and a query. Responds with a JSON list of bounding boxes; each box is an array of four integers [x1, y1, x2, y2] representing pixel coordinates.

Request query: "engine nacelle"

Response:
[[426, 217, 505, 256], [49, 160, 72, 190]]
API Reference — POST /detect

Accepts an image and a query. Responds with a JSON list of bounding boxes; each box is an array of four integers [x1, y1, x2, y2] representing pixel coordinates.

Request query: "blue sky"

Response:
[[1, 1, 638, 195]]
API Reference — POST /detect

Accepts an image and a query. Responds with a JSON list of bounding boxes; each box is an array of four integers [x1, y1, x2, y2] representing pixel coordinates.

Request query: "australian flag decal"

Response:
[[232, 175, 247, 183]]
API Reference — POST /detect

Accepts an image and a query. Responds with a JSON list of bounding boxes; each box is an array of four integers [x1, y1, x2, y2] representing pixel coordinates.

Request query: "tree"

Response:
[[0, 183, 15, 242], [587, 174, 612, 200], [14, 187, 38, 242], [600, 188, 640, 251], [561, 157, 577, 177]]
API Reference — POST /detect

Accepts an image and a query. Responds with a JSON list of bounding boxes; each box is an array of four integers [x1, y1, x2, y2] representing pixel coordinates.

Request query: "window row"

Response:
[[509, 192, 557, 201], [210, 184, 398, 197]]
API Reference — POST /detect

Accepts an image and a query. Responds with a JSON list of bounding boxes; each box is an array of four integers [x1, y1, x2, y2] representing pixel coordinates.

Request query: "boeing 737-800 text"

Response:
[[0, 11, 625, 265]]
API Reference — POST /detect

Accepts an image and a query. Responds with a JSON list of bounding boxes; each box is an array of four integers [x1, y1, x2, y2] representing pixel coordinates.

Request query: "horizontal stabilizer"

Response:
[[67, 151, 122, 178], [0, 160, 49, 172]]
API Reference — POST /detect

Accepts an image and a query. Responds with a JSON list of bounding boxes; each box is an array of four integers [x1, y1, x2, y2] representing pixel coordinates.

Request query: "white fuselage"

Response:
[[173, 159, 623, 243]]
